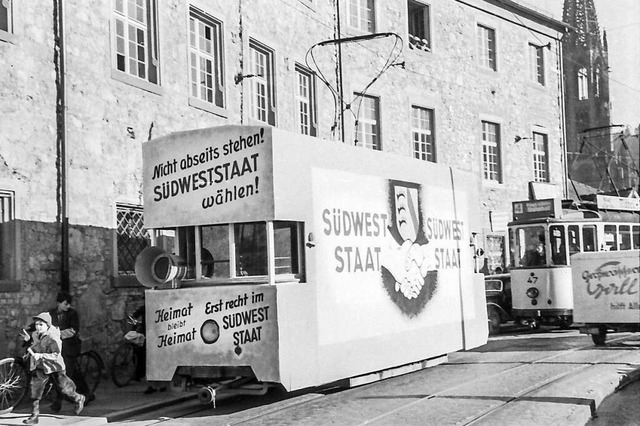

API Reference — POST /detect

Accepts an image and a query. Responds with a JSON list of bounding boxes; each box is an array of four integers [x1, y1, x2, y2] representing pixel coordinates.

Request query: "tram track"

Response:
[[358, 333, 638, 426], [115, 331, 640, 425]]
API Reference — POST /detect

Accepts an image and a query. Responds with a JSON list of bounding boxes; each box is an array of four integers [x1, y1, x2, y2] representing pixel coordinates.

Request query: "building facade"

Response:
[[0, 0, 567, 360]]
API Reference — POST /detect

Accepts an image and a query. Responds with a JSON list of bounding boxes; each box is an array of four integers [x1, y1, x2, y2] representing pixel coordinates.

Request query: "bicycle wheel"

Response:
[[111, 344, 137, 387], [0, 357, 28, 415], [78, 350, 103, 394]]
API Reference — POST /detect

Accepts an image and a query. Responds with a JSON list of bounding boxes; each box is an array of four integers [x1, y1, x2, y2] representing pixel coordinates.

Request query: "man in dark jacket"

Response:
[[49, 292, 94, 412]]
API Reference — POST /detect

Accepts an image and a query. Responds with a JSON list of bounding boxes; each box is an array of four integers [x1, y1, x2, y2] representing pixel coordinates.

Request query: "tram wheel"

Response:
[[591, 328, 607, 346], [488, 307, 501, 335]]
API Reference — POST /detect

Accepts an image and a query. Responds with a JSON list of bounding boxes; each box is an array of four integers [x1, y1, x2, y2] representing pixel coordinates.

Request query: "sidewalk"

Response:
[[1, 341, 638, 425], [0, 379, 197, 425]]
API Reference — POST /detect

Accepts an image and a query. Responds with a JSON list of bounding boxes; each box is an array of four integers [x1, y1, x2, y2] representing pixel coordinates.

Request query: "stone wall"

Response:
[[0, 220, 144, 363]]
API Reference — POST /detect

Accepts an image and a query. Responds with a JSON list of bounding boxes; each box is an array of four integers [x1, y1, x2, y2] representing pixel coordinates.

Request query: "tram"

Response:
[[136, 125, 488, 403], [571, 249, 639, 345], [508, 196, 640, 328]]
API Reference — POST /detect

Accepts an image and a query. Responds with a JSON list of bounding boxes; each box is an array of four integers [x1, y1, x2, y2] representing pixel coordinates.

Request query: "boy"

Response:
[[21, 312, 85, 425]]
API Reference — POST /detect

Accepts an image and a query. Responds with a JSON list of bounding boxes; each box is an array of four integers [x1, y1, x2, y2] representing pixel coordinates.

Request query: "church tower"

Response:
[[562, 0, 612, 188]]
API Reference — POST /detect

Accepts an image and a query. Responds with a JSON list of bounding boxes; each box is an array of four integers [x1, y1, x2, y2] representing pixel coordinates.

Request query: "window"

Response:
[[176, 221, 304, 281], [356, 94, 380, 150], [295, 65, 317, 136], [550, 225, 566, 265], [477, 24, 496, 71], [582, 225, 597, 252], [248, 39, 276, 125], [512, 226, 546, 267], [604, 225, 617, 250], [0, 0, 13, 40], [348, 0, 375, 32], [619, 225, 631, 250], [273, 222, 302, 275], [578, 67, 588, 100], [529, 43, 545, 85], [198, 225, 228, 279], [235, 222, 268, 276], [189, 8, 224, 109], [568, 225, 581, 256], [482, 121, 501, 182], [0, 190, 17, 285], [116, 204, 149, 277], [412, 106, 435, 162], [113, 0, 159, 85], [408, 1, 430, 51], [532, 132, 548, 182], [594, 67, 600, 97]]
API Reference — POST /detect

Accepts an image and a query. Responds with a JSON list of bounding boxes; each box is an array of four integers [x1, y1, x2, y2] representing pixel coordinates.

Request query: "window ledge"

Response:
[[408, 35, 430, 52], [176, 274, 303, 288], [344, 26, 375, 38], [246, 117, 274, 127], [188, 97, 228, 118], [525, 80, 546, 91], [482, 179, 503, 188], [111, 69, 163, 96], [0, 30, 16, 44], [476, 63, 499, 75]]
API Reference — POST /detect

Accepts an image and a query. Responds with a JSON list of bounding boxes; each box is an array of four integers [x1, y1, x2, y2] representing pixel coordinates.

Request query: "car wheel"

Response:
[[488, 306, 501, 335]]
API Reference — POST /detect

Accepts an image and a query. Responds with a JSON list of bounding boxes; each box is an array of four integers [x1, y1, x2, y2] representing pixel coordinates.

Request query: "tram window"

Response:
[[201, 225, 230, 278], [568, 225, 580, 255], [154, 229, 176, 253], [516, 225, 546, 267], [234, 222, 268, 276], [582, 225, 597, 252], [604, 225, 617, 250], [274, 222, 302, 275], [550, 225, 567, 265], [619, 225, 632, 250], [633, 226, 640, 249]]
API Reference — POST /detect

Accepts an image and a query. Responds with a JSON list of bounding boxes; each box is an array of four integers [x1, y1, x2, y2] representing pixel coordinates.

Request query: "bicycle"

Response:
[[0, 332, 103, 415], [111, 315, 145, 387]]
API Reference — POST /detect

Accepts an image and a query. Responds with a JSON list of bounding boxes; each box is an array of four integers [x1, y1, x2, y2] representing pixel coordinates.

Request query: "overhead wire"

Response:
[[274, 0, 639, 151]]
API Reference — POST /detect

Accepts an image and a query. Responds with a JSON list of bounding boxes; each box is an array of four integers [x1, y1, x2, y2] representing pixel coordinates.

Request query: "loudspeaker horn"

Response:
[[135, 246, 187, 288]]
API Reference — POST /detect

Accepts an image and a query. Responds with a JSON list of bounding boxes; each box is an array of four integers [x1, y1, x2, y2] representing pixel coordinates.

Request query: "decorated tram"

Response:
[[508, 196, 640, 331], [136, 125, 488, 402]]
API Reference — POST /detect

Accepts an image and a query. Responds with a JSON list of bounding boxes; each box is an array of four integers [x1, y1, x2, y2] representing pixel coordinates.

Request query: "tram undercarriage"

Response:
[[512, 309, 572, 329]]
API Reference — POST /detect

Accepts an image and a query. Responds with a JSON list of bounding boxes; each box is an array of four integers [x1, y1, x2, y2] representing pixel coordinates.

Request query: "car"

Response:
[[484, 273, 512, 335]]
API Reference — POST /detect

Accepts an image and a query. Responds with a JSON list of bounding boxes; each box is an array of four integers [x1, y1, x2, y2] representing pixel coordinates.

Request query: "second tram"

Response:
[[508, 196, 640, 327]]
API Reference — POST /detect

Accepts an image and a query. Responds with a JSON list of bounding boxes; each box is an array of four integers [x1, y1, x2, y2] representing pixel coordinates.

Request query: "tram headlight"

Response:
[[526, 287, 539, 299]]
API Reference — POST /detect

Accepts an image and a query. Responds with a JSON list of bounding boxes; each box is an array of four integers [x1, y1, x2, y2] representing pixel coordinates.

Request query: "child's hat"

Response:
[[33, 312, 52, 327]]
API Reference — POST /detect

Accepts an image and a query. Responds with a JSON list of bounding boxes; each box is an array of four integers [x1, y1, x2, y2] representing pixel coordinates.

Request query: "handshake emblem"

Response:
[[381, 181, 438, 316]]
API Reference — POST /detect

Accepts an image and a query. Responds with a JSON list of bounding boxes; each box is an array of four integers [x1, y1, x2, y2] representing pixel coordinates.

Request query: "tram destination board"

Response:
[[512, 198, 562, 221]]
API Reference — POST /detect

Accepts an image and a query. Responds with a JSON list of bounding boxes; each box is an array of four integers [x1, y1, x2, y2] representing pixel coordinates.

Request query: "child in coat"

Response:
[[21, 312, 85, 425]]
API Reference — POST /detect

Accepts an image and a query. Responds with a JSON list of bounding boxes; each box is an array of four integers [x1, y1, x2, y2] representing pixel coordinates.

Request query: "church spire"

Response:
[[561, 0, 613, 189], [562, 0, 603, 49]]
